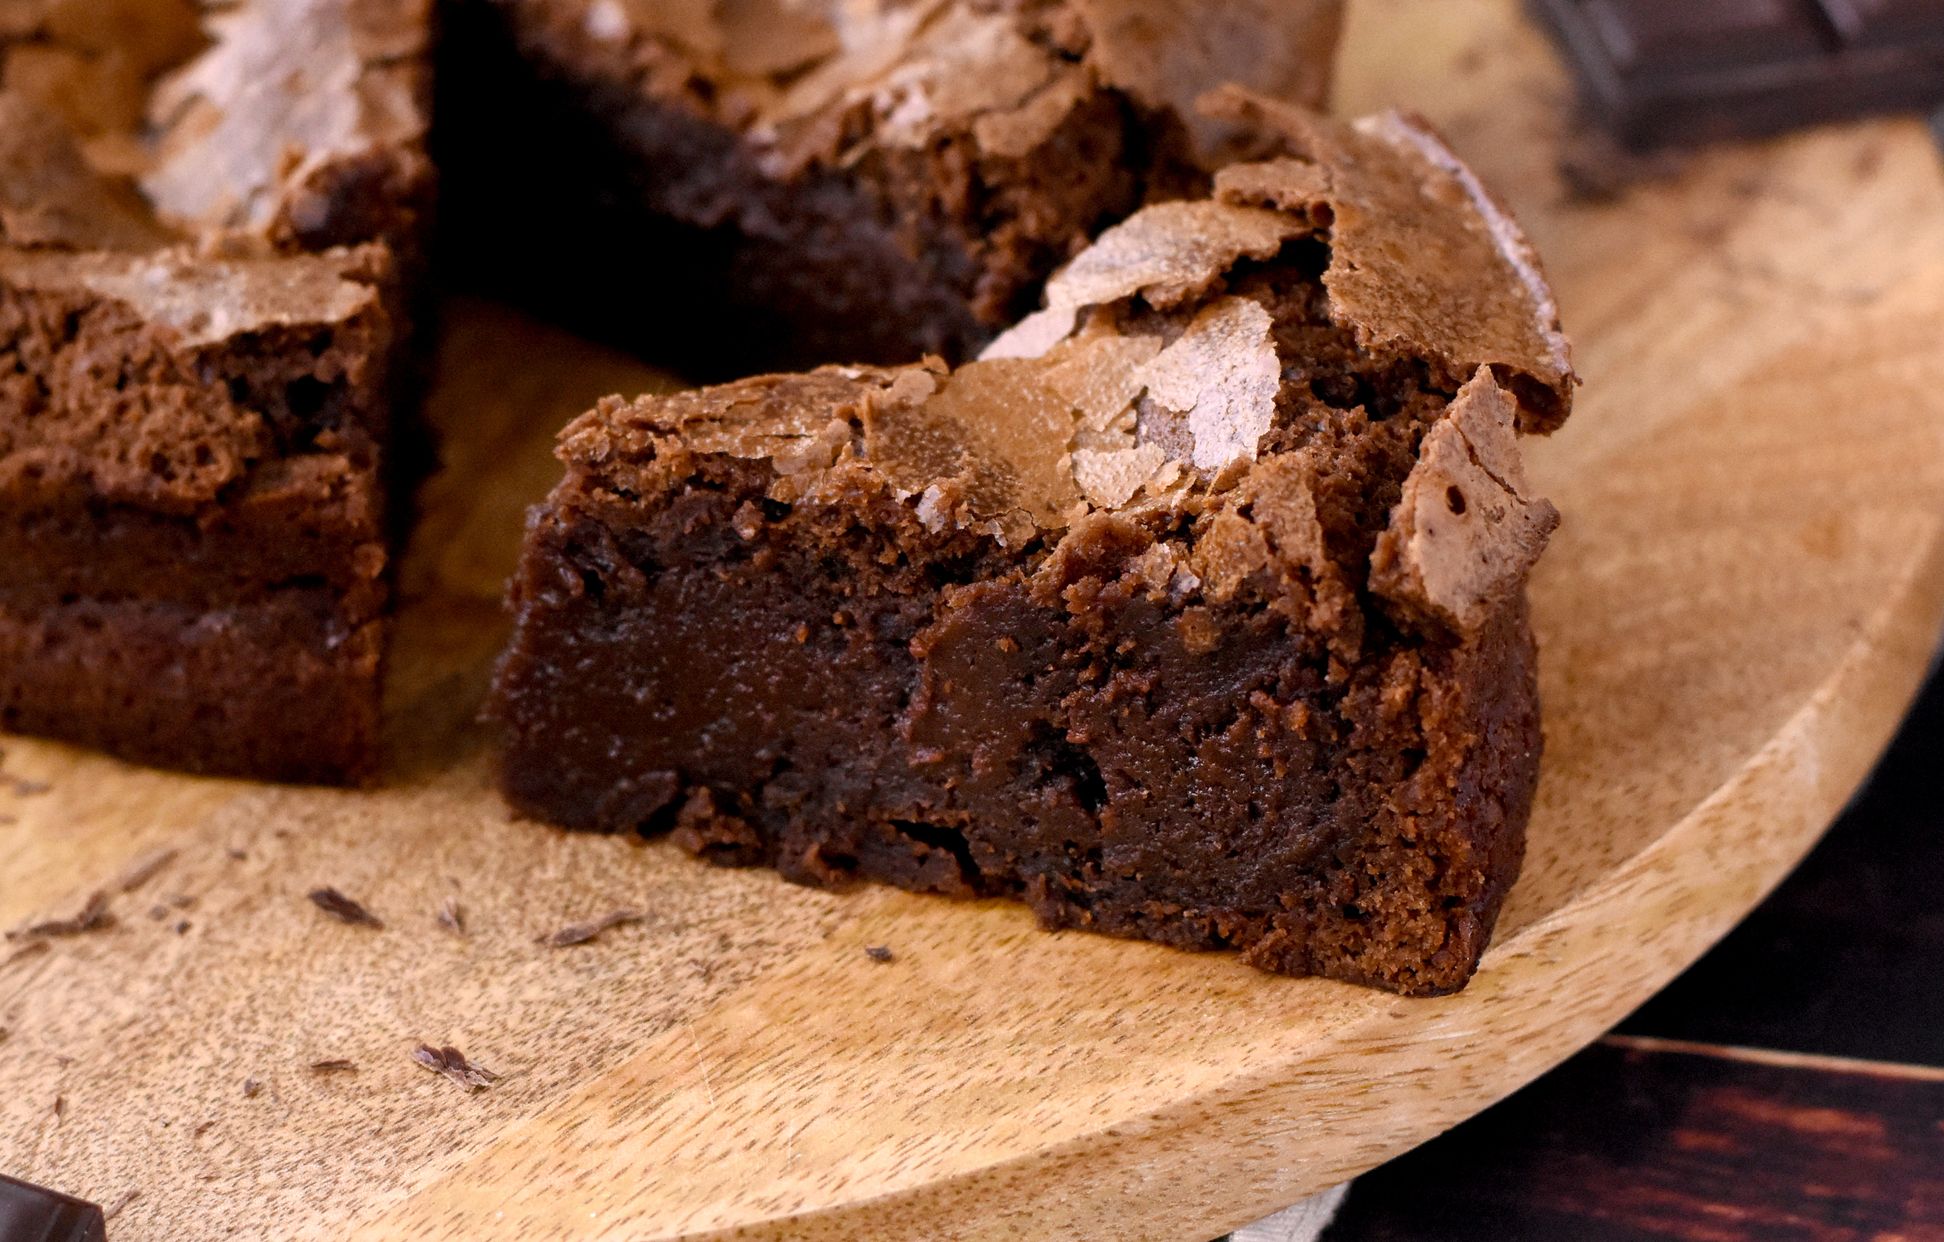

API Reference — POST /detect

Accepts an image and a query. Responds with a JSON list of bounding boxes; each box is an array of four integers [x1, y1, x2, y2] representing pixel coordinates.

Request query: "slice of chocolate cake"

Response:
[[0, 0, 433, 782], [442, 0, 1345, 370], [492, 96, 1576, 994]]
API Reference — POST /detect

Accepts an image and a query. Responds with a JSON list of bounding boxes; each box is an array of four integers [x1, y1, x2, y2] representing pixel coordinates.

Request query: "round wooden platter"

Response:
[[7, 3, 1944, 1238]]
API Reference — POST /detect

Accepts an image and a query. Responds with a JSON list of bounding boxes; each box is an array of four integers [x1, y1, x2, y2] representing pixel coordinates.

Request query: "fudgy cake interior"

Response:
[[439, 0, 1344, 371], [494, 99, 1575, 994], [0, 0, 432, 782]]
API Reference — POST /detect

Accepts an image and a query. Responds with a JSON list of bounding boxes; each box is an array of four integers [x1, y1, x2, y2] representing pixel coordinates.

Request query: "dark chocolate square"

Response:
[[0, 1175, 105, 1242]]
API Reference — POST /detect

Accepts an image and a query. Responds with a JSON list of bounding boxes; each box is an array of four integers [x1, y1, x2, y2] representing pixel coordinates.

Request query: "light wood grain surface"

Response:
[[5, 1, 1944, 1238]]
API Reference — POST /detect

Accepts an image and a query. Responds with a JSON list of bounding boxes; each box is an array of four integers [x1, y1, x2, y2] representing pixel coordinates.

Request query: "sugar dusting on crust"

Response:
[[1072, 442, 1167, 509], [1356, 111, 1574, 398], [1206, 89, 1577, 429], [862, 5, 1061, 152], [982, 200, 1305, 360], [1038, 331, 1160, 434], [0, 244, 380, 348], [141, 0, 430, 242], [1135, 296, 1280, 473], [575, 101, 1573, 592], [591, 0, 1340, 175]]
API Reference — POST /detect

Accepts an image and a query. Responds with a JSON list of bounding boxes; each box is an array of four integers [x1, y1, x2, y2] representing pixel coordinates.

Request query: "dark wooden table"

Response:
[[1314, 657, 1944, 1241]]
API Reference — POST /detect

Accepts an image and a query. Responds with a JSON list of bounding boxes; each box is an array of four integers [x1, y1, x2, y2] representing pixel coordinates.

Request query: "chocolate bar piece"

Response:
[[0, 1174, 105, 1242], [1531, 0, 1944, 147]]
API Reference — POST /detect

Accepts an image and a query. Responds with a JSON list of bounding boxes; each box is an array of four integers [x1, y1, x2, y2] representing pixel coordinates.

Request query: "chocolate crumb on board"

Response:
[[7, 891, 112, 941], [865, 945, 895, 963], [307, 887, 385, 929], [114, 847, 178, 894], [538, 909, 643, 948], [0, 743, 51, 794], [51, 1094, 65, 1120], [435, 897, 465, 936], [0, 814, 16, 826], [103, 1189, 140, 1221], [308, 1059, 358, 1074], [1555, 121, 1686, 205], [2, 940, 51, 970], [411, 1044, 500, 1092], [1, 774, 50, 797], [242, 1077, 262, 1098]]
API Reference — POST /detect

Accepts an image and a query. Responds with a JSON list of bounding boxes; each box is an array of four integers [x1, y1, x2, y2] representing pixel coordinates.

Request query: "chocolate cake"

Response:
[[492, 95, 1576, 994], [441, 0, 1346, 370], [0, 0, 434, 782]]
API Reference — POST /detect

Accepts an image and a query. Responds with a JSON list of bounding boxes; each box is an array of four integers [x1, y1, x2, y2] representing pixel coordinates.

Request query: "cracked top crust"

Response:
[[141, 0, 432, 245], [0, 243, 382, 349], [991, 93, 1575, 429], [560, 102, 1573, 636], [0, 0, 430, 348], [552, 0, 1344, 170]]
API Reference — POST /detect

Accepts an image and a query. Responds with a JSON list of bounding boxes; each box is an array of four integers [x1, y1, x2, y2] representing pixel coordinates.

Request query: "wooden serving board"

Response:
[[6, 2, 1944, 1238]]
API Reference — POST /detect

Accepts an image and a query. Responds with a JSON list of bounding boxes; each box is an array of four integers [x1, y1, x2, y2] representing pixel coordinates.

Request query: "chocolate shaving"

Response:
[[411, 1043, 500, 1092], [242, 1077, 262, 1098], [539, 909, 643, 948], [308, 1059, 357, 1074], [115, 847, 178, 894], [865, 945, 895, 963], [7, 890, 112, 941], [51, 1094, 65, 1120], [307, 887, 384, 929], [2, 940, 51, 970], [435, 897, 465, 936], [103, 1189, 140, 1221]]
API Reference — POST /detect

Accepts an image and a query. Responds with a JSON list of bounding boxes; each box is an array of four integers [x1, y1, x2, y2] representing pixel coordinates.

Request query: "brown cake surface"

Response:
[[443, 0, 1345, 369], [0, 0, 433, 782], [492, 97, 1575, 994]]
